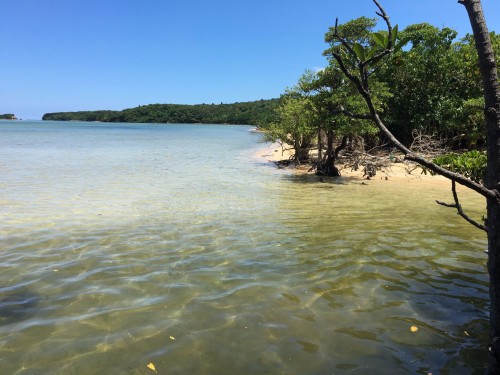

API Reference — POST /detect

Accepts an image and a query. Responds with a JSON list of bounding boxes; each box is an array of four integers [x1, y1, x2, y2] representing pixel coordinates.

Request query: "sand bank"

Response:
[[253, 142, 461, 190]]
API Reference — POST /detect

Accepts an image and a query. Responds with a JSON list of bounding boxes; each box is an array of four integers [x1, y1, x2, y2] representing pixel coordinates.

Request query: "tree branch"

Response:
[[437, 180, 487, 231], [362, 51, 393, 71], [436, 200, 456, 208], [404, 152, 496, 199], [372, 0, 393, 48], [360, 0, 394, 69], [334, 18, 360, 63], [330, 49, 370, 95]]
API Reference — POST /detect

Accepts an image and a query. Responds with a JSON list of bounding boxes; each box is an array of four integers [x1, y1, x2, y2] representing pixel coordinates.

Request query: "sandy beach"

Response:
[[253, 141, 451, 185]]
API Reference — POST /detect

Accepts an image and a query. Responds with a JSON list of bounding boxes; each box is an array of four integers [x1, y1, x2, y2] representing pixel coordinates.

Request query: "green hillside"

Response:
[[42, 99, 279, 126]]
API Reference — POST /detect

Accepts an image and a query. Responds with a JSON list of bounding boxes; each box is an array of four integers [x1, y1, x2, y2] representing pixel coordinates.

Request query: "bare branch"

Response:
[[329, 51, 367, 95], [410, 130, 447, 158], [451, 180, 487, 231], [437, 180, 487, 231], [362, 50, 393, 71], [436, 200, 457, 208]]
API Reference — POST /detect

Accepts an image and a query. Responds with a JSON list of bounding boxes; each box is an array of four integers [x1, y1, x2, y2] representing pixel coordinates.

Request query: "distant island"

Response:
[[42, 99, 279, 126], [0, 114, 18, 120]]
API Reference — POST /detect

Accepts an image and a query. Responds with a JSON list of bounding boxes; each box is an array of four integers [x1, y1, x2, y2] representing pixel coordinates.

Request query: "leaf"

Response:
[[366, 46, 378, 60], [432, 151, 486, 183], [372, 32, 386, 48], [391, 24, 399, 47], [352, 43, 366, 61], [382, 35, 389, 49], [147, 363, 157, 373], [410, 326, 418, 333]]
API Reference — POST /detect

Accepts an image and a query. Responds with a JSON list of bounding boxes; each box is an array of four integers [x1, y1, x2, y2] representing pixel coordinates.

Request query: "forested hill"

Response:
[[0, 114, 17, 120], [42, 99, 279, 126]]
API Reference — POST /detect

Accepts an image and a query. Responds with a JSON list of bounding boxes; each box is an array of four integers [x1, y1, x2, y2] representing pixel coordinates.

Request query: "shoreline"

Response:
[[252, 142, 457, 190], [251, 142, 488, 219]]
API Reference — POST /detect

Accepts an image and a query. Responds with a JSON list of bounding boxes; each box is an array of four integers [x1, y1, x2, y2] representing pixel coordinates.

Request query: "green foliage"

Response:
[[372, 31, 387, 48], [325, 17, 377, 47], [264, 92, 316, 162], [324, 17, 379, 71], [312, 66, 380, 137], [352, 43, 366, 60], [322, 17, 500, 149], [321, 18, 395, 142], [265, 64, 384, 165], [42, 99, 280, 126], [425, 151, 487, 183], [378, 24, 500, 145]]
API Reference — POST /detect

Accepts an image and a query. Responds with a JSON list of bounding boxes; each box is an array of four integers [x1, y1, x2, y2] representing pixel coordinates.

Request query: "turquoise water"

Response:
[[0, 121, 489, 374]]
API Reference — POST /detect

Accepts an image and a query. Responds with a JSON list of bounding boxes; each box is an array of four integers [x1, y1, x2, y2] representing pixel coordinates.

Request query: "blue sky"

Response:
[[1, 0, 499, 120]]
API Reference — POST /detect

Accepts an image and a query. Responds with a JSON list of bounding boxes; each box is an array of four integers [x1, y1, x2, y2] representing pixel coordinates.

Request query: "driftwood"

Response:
[[340, 138, 393, 179]]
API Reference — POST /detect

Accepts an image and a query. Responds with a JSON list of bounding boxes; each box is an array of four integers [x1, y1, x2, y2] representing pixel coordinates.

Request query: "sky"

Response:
[[1, 0, 499, 120]]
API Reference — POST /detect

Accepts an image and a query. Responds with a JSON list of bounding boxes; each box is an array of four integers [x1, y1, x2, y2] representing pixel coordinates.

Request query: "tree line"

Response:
[[261, 18, 499, 177], [42, 99, 279, 126]]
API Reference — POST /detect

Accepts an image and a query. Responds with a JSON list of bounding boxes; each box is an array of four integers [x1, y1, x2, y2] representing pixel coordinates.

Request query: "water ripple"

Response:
[[0, 123, 489, 374]]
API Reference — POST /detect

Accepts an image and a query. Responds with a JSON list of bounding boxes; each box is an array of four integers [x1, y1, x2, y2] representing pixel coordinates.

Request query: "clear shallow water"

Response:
[[0, 121, 489, 374]]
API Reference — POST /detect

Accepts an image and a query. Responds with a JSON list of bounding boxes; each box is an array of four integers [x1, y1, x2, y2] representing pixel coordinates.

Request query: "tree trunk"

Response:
[[293, 138, 308, 164], [317, 130, 341, 177], [335, 135, 349, 158], [317, 127, 323, 173], [460, 0, 500, 372]]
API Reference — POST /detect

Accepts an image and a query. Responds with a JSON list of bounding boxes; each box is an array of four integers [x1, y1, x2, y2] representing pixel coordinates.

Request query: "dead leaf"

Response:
[[147, 362, 157, 373], [410, 326, 418, 333]]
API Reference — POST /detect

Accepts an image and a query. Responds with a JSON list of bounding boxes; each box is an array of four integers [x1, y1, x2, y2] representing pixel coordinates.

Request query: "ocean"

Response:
[[0, 121, 489, 374]]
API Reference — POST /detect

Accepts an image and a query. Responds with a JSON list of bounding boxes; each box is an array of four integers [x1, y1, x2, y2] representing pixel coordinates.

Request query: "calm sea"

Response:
[[0, 121, 489, 374]]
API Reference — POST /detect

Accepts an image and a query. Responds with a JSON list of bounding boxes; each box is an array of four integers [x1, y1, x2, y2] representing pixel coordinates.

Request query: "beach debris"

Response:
[[363, 162, 377, 179], [410, 326, 418, 333], [169, 335, 176, 341]]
